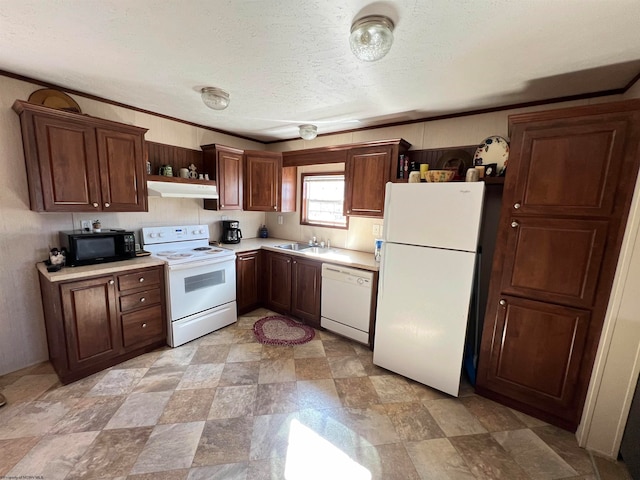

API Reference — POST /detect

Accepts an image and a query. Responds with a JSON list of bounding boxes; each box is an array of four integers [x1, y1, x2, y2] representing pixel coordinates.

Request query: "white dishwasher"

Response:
[[321, 263, 374, 344]]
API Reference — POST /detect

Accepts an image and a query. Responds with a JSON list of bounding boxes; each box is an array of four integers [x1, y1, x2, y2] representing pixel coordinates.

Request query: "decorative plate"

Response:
[[473, 136, 509, 173], [28, 88, 82, 113]]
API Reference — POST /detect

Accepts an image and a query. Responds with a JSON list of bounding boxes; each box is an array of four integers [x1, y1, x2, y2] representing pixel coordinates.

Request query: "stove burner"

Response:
[[167, 253, 194, 260], [156, 251, 178, 256], [193, 247, 212, 251]]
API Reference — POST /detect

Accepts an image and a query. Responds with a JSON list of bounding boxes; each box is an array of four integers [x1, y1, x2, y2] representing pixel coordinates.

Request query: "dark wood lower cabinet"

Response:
[[39, 264, 166, 384], [262, 251, 321, 327], [236, 250, 262, 315], [291, 257, 321, 328]]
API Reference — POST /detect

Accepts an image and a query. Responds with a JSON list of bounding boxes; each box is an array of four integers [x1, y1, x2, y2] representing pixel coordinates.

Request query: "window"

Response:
[[301, 173, 348, 229]]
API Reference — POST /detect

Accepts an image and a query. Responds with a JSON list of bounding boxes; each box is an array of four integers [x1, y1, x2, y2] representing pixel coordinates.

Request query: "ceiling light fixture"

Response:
[[201, 87, 230, 110], [349, 15, 395, 62], [299, 124, 318, 140]]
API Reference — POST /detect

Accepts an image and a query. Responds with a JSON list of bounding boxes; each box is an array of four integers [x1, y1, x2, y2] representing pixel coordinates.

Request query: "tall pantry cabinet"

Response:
[[476, 100, 640, 431]]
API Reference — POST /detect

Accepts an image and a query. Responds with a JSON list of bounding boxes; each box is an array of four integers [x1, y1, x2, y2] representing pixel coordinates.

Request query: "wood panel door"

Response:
[[61, 275, 120, 371], [344, 145, 393, 218], [291, 257, 321, 328], [237, 250, 262, 315], [265, 252, 292, 313], [33, 114, 101, 212], [477, 101, 640, 431], [217, 146, 243, 210], [96, 127, 147, 212], [244, 151, 281, 212], [482, 296, 590, 421]]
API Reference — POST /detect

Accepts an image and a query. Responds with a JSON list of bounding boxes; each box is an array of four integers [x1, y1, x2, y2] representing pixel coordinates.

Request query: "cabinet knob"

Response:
[[141, 323, 147, 328], [92, 202, 99, 208], [140, 297, 146, 303], [273, 206, 277, 210], [511, 221, 519, 228], [293, 260, 296, 264], [221, 204, 224, 207], [499, 299, 507, 306], [347, 210, 351, 214], [514, 202, 521, 209], [109, 280, 114, 285], [287, 259, 290, 263], [139, 277, 144, 283], [104, 202, 110, 208]]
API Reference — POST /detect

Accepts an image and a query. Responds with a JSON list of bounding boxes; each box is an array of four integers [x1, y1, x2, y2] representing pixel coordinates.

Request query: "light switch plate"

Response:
[[278, 215, 283, 225], [372, 224, 380, 236]]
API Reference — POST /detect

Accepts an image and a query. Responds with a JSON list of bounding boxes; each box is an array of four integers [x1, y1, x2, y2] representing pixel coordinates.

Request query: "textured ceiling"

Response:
[[1, 0, 640, 142]]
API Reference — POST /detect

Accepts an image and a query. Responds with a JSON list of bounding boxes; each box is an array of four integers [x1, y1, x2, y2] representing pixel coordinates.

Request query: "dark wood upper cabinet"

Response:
[[477, 100, 640, 431], [202, 144, 243, 211], [13, 100, 148, 212], [244, 150, 296, 212], [344, 139, 410, 218]]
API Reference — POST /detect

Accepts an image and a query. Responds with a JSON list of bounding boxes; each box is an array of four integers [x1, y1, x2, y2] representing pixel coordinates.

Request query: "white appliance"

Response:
[[321, 264, 374, 344], [142, 225, 237, 347], [373, 182, 485, 396]]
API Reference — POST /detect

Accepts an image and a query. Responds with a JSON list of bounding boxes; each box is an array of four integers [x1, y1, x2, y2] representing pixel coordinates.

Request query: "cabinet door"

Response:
[[237, 251, 261, 314], [244, 151, 281, 211], [218, 147, 244, 210], [33, 114, 102, 211], [291, 257, 321, 328], [61, 275, 120, 370], [96, 127, 147, 212], [481, 296, 590, 422], [344, 145, 393, 218], [265, 252, 292, 313]]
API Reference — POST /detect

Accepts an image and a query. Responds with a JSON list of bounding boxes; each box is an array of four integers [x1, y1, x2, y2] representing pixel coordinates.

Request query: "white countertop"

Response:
[[37, 256, 166, 282], [219, 237, 380, 272]]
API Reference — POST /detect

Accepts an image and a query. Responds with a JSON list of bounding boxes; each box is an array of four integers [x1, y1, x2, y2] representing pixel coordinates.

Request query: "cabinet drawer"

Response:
[[122, 305, 164, 348], [118, 268, 161, 292], [119, 288, 161, 313]]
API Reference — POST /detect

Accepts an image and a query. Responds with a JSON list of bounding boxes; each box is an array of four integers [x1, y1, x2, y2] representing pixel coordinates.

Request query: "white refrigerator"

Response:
[[373, 182, 485, 396]]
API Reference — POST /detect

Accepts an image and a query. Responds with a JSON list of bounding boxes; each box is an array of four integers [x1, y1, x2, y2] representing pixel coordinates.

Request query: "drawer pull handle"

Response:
[[142, 323, 147, 328], [140, 297, 146, 303], [109, 280, 114, 285], [139, 277, 144, 283]]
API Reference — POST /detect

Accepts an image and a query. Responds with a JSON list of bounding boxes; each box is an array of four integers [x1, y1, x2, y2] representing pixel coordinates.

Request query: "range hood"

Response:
[[147, 180, 218, 199]]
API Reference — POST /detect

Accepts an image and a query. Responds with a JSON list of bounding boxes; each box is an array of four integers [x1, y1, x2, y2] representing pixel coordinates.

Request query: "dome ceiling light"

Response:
[[201, 87, 230, 110], [349, 15, 395, 62], [299, 124, 318, 140]]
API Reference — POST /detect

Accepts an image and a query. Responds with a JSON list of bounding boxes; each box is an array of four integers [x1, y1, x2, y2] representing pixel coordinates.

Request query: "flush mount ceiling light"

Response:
[[299, 124, 318, 140], [349, 15, 395, 62], [200, 87, 230, 110]]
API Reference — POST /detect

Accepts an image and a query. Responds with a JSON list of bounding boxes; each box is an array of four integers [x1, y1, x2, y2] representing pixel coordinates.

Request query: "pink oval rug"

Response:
[[253, 316, 315, 346]]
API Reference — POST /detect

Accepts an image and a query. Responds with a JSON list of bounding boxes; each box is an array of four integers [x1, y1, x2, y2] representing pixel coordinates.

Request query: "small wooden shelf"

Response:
[[146, 174, 216, 186]]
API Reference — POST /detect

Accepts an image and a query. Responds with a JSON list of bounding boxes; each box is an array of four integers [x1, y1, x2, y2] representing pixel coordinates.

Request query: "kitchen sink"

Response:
[[275, 243, 313, 251]]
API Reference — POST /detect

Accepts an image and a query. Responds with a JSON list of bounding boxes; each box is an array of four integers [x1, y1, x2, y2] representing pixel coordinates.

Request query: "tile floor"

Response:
[[0, 308, 633, 480]]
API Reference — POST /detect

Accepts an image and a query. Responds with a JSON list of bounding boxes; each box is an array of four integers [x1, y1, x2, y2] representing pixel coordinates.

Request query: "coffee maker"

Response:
[[221, 220, 242, 244]]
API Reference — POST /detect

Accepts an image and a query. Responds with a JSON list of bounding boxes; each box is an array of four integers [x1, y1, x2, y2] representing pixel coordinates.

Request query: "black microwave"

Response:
[[59, 230, 136, 266]]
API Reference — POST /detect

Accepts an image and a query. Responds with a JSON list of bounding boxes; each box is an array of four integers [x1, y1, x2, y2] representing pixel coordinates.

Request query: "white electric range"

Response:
[[142, 224, 237, 347]]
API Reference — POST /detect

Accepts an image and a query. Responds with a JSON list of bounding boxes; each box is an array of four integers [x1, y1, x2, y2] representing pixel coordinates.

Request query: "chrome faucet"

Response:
[[309, 236, 317, 246]]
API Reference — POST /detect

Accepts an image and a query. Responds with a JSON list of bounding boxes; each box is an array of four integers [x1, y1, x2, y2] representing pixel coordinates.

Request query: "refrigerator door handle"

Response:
[[378, 242, 387, 300]]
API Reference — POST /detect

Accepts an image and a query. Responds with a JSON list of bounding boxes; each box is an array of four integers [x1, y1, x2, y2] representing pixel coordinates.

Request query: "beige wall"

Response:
[[0, 75, 266, 375]]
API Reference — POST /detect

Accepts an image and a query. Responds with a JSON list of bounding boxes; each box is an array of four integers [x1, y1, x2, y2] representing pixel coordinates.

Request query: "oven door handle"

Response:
[[167, 256, 235, 271]]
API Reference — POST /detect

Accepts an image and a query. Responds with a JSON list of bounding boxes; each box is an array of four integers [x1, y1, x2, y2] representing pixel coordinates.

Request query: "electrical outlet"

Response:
[[372, 224, 380, 236], [221, 215, 229, 221], [278, 215, 283, 225], [379, 225, 383, 236], [81, 220, 91, 231]]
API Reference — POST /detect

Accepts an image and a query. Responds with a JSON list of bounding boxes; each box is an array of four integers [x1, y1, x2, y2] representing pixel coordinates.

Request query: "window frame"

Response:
[[300, 172, 349, 230]]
